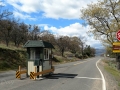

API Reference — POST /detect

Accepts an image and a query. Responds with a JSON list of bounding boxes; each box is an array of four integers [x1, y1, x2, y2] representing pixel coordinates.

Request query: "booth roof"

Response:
[[23, 40, 54, 48]]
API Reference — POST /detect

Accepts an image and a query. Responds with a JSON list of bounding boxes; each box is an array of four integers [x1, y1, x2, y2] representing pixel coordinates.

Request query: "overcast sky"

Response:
[[2, 0, 104, 49]]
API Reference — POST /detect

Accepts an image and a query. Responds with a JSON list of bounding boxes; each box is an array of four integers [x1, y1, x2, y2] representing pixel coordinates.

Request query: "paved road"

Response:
[[0, 57, 104, 90]]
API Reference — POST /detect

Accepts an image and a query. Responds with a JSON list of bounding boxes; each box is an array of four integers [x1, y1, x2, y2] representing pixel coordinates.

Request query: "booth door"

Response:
[[28, 48, 42, 75], [43, 48, 52, 71]]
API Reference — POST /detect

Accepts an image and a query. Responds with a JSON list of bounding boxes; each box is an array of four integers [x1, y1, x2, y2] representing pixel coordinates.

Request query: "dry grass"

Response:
[[0, 43, 27, 71], [0, 43, 25, 51], [52, 55, 79, 65], [103, 59, 120, 87]]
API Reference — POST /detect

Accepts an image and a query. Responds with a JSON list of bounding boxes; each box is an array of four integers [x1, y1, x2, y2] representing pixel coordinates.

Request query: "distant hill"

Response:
[[95, 49, 106, 56]]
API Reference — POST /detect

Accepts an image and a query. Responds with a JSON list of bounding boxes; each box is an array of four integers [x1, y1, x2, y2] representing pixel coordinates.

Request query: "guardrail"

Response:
[[30, 66, 54, 80]]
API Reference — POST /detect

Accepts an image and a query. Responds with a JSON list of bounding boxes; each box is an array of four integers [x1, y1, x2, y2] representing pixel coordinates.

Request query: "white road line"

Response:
[[75, 76, 102, 80], [96, 59, 106, 90]]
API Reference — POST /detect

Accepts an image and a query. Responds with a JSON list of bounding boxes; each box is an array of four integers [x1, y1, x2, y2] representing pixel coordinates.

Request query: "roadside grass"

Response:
[[53, 55, 79, 65], [0, 46, 27, 71], [103, 59, 120, 87]]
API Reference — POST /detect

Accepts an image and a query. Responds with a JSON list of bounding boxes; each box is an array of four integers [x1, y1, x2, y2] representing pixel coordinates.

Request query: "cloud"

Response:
[[7, 0, 98, 19], [13, 11, 36, 20], [41, 22, 103, 48], [41, 0, 98, 19], [0, 1, 6, 6], [6, 0, 41, 13], [49, 23, 87, 37], [86, 37, 104, 49], [38, 24, 50, 27]]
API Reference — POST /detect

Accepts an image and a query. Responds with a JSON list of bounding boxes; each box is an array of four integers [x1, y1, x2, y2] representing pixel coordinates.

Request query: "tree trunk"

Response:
[[17, 42, 20, 48], [61, 48, 64, 57], [5, 38, 9, 47], [116, 54, 120, 70], [14, 41, 17, 46]]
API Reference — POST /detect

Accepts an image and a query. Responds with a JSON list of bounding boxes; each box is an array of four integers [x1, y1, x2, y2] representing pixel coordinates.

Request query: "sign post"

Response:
[[113, 30, 120, 70]]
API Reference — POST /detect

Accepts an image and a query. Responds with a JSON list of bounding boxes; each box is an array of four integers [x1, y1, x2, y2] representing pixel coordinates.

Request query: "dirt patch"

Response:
[[98, 60, 119, 90]]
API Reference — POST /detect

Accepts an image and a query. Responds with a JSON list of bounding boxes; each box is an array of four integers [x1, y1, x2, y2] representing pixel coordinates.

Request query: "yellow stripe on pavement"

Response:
[[73, 61, 88, 65]]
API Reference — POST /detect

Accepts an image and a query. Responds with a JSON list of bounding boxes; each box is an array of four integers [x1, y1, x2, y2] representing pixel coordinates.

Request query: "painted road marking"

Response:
[[74, 59, 106, 90], [75, 76, 102, 80], [74, 61, 88, 65], [50, 75, 102, 80], [73, 59, 95, 65], [96, 59, 106, 90]]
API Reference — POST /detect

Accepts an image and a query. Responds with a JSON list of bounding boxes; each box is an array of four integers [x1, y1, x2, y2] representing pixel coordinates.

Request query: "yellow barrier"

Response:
[[30, 66, 54, 80], [30, 72, 35, 79], [16, 66, 27, 79], [16, 71, 20, 78]]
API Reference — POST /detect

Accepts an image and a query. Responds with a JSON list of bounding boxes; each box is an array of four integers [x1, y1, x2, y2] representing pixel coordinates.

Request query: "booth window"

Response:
[[30, 48, 35, 60], [35, 49, 40, 59], [30, 48, 40, 60], [44, 48, 49, 60]]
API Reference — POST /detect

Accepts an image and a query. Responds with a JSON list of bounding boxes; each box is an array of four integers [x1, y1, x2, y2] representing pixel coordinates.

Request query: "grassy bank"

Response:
[[0, 47, 27, 71], [103, 59, 120, 87], [52, 55, 79, 65]]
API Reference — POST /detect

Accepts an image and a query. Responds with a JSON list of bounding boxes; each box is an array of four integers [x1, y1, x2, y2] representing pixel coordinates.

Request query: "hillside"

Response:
[[0, 47, 27, 71]]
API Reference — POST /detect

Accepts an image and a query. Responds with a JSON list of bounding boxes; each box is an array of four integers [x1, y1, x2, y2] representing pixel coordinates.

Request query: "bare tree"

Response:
[[0, 4, 12, 21], [69, 37, 81, 54], [0, 19, 13, 46], [11, 20, 23, 47], [0, 2, 13, 46], [56, 36, 70, 57], [40, 30, 56, 45], [19, 22, 29, 44], [28, 25, 40, 40]]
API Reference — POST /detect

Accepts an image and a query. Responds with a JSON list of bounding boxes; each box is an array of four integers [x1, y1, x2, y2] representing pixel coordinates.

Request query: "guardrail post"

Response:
[[19, 66, 21, 79], [35, 67, 37, 80]]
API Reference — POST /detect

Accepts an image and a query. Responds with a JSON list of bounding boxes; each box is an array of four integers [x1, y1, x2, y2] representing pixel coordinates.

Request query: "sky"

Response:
[[2, 0, 104, 49]]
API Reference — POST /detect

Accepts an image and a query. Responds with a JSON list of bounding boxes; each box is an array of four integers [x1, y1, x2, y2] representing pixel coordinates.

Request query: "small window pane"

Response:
[[30, 48, 35, 60], [35, 49, 40, 59], [44, 48, 49, 60]]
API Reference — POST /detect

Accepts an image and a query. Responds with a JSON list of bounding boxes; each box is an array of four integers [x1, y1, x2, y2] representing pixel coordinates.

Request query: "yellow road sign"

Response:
[[113, 42, 120, 53]]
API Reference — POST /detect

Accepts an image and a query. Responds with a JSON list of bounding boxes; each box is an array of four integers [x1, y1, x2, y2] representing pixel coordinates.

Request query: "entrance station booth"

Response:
[[24, 40, 54, 76]]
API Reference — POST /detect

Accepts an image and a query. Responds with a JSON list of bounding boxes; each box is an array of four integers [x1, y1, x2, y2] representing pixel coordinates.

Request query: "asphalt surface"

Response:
[[0, 57, 104, 90]]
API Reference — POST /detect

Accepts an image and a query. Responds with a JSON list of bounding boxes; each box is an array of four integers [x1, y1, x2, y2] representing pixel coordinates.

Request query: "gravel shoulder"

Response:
[[98, 59, 119, 90]]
